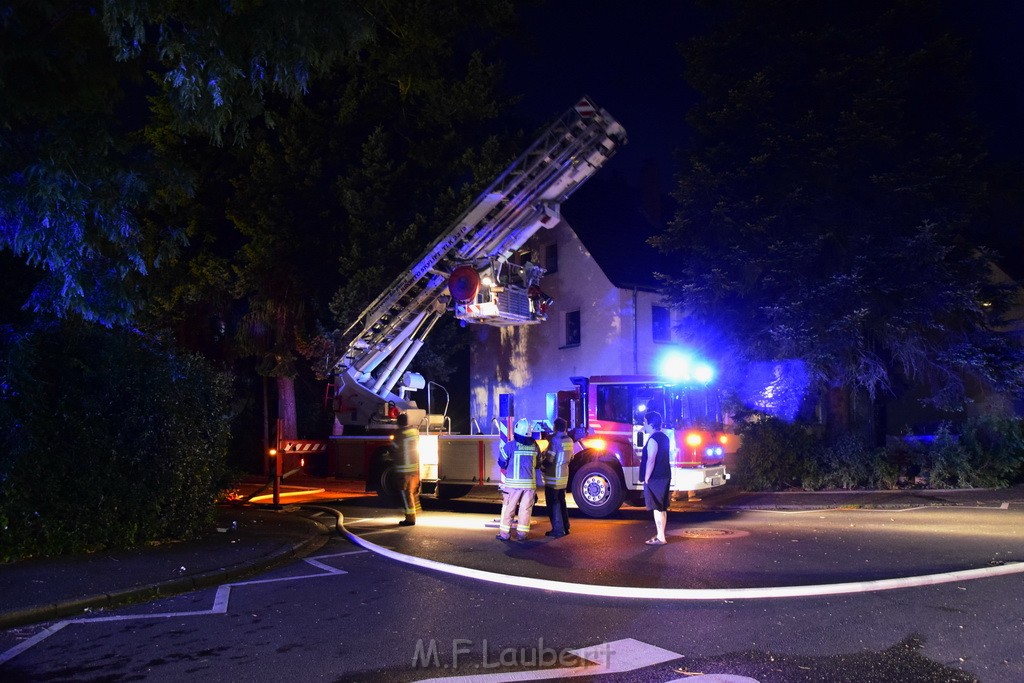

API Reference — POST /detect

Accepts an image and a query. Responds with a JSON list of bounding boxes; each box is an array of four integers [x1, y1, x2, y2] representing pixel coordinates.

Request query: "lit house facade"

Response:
[[468, 202, 678, 430]]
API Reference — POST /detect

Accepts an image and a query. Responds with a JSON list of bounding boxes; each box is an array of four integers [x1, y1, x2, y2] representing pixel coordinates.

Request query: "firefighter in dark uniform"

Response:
[[542, 418, 573, 537], [394, 413, 421, 526]]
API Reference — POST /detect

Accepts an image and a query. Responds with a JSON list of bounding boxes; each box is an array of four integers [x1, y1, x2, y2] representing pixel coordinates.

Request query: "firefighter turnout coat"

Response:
[[498, 437, 540, 537], [541, 433, 572, 490], [394, 426, 421, 517]]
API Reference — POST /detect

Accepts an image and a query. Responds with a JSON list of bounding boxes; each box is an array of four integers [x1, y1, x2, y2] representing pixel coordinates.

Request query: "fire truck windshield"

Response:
[[596, 382, 722, 430]]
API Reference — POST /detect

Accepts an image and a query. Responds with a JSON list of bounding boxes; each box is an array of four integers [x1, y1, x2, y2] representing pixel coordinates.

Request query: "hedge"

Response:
[[734, 413, 1024, 492], [0, 320, 232, 562]]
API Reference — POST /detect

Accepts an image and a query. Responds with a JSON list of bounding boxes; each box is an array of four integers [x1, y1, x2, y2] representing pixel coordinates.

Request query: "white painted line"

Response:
[[413, 638, 681, 682], [212, 584, 231, 613], [310, 550, 369, 559], [0, 549, 353, 665], [342, 524, 1024, 601], [0, 622, 70, 666], [226, 565, 346, 587], [1001, 502, 1010, 509], [303, 558, 349, 574]]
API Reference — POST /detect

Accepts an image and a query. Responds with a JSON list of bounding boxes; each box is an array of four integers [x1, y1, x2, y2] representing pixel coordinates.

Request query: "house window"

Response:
[[652, 305, 672, 343], [564, 309, 581, 348], [544, 243, 558, 274]]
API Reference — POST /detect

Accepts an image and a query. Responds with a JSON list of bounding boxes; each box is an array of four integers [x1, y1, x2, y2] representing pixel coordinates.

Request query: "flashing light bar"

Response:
[[658, 350, 715, 384]]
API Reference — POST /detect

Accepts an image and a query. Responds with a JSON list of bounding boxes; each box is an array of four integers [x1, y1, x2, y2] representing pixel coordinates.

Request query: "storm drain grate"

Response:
[[674, 528, 749, 539]]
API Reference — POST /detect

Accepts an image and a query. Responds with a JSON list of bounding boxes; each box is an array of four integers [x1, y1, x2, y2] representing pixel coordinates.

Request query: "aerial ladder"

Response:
[[330, 97, 626, 431]]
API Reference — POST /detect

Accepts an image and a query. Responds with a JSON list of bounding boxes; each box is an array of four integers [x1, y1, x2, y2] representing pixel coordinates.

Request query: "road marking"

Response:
[[413, 638, 681, 682], [1001, 502, 1010, 509], [0, 551, 356, 666]]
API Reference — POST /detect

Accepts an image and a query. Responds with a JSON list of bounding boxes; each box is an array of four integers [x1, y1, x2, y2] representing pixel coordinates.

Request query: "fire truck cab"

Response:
[[559, 375, 731, 517]]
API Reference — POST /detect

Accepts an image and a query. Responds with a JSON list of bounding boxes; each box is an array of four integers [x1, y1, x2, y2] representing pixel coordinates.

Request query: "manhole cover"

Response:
[[674, 528, 749, 539]]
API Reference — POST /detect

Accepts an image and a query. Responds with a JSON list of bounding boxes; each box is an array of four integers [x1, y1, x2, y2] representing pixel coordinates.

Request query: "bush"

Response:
[[869, 453, 902, 490], [0, 320, 232, 562], [734, 414, 822, 490], [803, 433, 868, 490], [801, 433, 898, 491], [926, 418, 1024, 489], [733, 413, 1024, 492]]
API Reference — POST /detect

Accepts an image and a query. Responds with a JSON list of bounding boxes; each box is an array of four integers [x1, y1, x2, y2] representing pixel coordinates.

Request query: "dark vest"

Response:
[[641, 430, 671, 480]]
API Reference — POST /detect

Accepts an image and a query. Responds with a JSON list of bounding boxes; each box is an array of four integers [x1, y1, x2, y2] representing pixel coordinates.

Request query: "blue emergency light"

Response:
[[658, 350, 715, 384]]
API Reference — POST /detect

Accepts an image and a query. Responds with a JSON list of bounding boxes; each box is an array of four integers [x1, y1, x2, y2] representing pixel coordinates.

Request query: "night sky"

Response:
[[502, 0, 1024, 188]]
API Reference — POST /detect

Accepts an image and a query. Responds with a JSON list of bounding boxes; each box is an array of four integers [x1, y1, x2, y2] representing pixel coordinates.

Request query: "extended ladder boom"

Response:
[[333, 97, 626, 428]]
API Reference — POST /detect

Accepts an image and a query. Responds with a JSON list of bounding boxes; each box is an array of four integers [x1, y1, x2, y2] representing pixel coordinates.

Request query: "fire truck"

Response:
[[319, 369, 731, 518], [311, 97, 729, 516], [557, 374, 730, 517]]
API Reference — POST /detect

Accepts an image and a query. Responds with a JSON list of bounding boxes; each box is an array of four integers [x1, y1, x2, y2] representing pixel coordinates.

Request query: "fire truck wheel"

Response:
[[571, 461, 624, 518], [372, 451, 399, 501], [436, 483, 474, 500]]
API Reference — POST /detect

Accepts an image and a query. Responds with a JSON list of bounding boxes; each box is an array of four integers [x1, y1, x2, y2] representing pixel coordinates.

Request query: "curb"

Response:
[[0, 514, 330, 631]]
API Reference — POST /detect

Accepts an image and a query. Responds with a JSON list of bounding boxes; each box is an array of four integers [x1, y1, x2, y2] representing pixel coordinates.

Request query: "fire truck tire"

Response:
[[376, 465, 400, 501], [371, 450, 399, 501], [571, 461, 624, 518], [436, 483, 474, 500]]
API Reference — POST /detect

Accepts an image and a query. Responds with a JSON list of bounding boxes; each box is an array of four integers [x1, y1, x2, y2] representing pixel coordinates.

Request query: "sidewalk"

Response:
[[0, 505, 331, 630], [2, 478, 1023, 630]]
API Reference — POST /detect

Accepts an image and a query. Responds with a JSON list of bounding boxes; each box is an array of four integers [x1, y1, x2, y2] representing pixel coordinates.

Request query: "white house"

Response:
[[468, 175, 682, 429]]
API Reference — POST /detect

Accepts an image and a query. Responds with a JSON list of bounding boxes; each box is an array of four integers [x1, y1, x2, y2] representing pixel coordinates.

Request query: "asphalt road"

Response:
[[339, 499, 1023, 591], [1, 501, 1021, 682]]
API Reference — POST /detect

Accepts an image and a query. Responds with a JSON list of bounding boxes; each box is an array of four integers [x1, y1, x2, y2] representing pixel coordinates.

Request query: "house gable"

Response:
[[469, 215, 682, 428]]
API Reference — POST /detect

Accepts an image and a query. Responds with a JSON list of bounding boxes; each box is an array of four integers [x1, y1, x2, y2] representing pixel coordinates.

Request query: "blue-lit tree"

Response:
[[0, 0, 367, 326], [655, 0, 1024, 439]]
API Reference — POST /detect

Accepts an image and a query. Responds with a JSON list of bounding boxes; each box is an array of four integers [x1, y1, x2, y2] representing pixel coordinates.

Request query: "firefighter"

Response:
[[496, 419, 540, 541], [394, 413, 421, 526], [542, 418, 573, 537]]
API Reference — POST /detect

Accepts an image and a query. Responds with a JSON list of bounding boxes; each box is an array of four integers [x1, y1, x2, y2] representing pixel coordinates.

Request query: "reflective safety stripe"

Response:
[[542, 434, 572, 489], [394, 428, 420, 472], [505, 441, 538, 489]]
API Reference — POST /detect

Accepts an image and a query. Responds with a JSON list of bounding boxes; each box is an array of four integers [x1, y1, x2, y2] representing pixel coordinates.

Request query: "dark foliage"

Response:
[[735, 413, 1024, 491], [0, 320, 232, 562], [656, 0, 1024, 420]]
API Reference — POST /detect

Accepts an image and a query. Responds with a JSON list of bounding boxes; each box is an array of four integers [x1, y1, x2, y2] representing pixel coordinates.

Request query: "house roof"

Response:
[[560, 170, 677, 292]]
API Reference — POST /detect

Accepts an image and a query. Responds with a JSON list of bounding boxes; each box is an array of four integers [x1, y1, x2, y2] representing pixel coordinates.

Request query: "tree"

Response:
[[654, 0, 1024, 435], [140, 0, 520, 441], [0, 0, 368, 326]]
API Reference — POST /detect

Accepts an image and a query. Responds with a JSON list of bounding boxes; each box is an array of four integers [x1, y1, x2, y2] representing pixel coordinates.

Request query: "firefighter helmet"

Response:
[[513, 419, 531, 438]]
